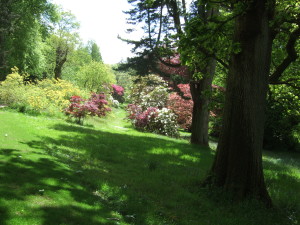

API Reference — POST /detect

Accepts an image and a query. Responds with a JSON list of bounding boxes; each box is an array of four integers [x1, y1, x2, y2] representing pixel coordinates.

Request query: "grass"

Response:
[[0, 108, 299, 225]]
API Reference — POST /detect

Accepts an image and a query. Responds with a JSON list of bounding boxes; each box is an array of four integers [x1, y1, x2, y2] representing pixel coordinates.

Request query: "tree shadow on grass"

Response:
[[263, 155, 300, 224], [0, 205, 8, 225], [21, 123, 214, 224], [0, 148, 124, 225], [7, 121, 298, 225]]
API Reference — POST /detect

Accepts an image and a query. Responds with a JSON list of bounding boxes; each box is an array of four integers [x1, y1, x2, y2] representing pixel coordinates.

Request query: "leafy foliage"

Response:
[[264, 85, 300, 151], [0, 67, 87, 116], [65, 93, 111, 124], [87, 40, 103, 62], [0, 0, 57, 80], [76, 61, 116, 93]]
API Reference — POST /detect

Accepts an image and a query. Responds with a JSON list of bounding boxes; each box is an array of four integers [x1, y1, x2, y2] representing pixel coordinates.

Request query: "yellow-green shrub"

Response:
[[0, 68, 88, 116]]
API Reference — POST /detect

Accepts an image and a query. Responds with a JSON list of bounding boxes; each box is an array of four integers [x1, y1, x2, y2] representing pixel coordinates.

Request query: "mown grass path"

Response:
[[0, 109, 299, 225]]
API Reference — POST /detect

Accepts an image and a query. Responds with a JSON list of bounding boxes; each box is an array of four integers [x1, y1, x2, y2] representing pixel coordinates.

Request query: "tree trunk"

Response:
[[206, 0, 274, 206], [54, 46, 68, 80], [190, 58, 216, 146]]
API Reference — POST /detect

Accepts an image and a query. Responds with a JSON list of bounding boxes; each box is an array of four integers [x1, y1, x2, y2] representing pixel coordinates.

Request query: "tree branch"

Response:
[[269, 26, 300, 83], [269, 78, 300, 90]]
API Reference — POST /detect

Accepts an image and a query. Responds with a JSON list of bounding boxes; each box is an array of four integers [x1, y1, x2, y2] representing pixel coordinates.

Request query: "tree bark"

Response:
[[206, 0, 274, 206], [54, 46, 68, 80], [190, 58, 216, 146], [189, 6, 219, 146]]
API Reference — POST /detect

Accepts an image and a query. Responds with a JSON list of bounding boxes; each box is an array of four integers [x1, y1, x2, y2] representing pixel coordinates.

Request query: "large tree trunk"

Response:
[[190, 58, 216, 146], [206, 0, 274, 206]]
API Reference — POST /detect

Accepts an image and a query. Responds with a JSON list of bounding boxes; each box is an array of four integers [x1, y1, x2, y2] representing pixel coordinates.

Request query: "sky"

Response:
[[51, 0, 141, 65]]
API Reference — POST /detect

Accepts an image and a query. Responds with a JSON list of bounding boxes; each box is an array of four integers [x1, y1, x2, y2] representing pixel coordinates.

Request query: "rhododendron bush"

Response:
[[127, 74, 179, 137], [168, 84, 193, 131], [65, 93, 111, 124], [111, 84, 125, 103], [127, 104, 179, 137], [128, 74, 169, 110]]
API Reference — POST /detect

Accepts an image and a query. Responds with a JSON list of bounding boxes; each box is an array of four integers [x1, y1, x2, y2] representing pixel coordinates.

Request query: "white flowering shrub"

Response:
[[112, 99, 120, 108], [128, 74, 169, 110], [149, 108, 179, 137]]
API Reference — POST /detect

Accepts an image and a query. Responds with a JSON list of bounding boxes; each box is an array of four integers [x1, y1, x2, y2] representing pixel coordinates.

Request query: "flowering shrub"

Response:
[[128, 74, 169, 110], [0, 67, 88, 116], [150, 108, 179, 137], [65, 93, 111, 124], [111, 84, 125, 103], [112, 84, 124, 96], [168, 84, 193, 131], [127, 104, 179, 137], [167, 83, 225, 134]]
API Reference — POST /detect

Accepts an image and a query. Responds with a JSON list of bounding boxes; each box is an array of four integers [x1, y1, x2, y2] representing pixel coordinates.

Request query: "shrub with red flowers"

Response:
[[167, 84, 193, 131], [167, 83, 225, 134], [65, 93, 111, 124], [112, 84, 125, 103]]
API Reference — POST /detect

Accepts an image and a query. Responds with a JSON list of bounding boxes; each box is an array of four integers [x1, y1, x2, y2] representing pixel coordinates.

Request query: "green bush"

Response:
[[0, 67, 88, 116], [264, 85, 300, 151]]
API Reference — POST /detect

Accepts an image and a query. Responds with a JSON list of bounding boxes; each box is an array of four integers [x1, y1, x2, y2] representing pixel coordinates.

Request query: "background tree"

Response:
[[87, 40, 103, 62], [61, 44, 93, 82], [46, 10, 80, 80], [264, 0, 300, 151], [0, 0, 57, 80], [76, 61, 116, 93]]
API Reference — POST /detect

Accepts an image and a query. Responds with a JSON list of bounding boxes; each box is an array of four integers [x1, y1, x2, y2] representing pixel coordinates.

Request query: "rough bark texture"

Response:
[[207, 0, 274, 205], [190, 58, 216, 146], [54, 46, 68, 80]]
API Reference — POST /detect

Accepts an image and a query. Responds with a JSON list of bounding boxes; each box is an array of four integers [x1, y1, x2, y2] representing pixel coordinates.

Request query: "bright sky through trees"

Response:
[[51, 0, 139, 64]]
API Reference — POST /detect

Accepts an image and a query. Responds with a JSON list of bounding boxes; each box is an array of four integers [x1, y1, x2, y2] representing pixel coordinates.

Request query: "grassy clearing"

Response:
[[0, 108, 299, 225]]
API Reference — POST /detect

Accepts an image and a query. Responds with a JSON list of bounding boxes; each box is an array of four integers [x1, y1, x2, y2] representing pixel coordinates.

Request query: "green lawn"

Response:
[[0, 108, 299, 225]]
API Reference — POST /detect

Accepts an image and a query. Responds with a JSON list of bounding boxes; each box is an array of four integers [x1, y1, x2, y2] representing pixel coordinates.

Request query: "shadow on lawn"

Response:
[[2, 121, 298, 225], [21, 123, 214, 224], [0, 205, 7, 225], [0, 148, 121, 225]]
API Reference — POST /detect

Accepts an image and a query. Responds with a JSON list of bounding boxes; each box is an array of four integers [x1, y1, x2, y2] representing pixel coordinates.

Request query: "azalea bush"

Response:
[[127, 104, 179, 137], [65, 93, 111, 124], [0, 67, 88, 116], [112, 84, 125, 103]]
